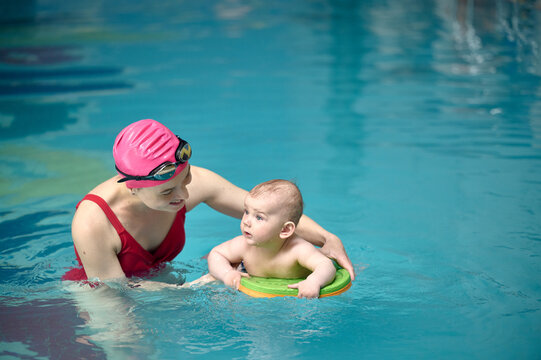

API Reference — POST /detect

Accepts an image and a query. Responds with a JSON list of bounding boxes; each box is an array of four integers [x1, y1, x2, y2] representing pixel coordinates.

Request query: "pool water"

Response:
[[1, 0, 541, 359]]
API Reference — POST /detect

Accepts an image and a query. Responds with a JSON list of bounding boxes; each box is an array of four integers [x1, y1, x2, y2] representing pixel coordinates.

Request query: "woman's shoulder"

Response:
[[77, 177, 123, 207], [73, 177, 123, 233], [72, 180, 124, 253]]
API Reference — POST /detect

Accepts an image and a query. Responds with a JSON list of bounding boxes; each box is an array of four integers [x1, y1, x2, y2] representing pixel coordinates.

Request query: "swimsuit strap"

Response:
[[77, 194, 126, 235]]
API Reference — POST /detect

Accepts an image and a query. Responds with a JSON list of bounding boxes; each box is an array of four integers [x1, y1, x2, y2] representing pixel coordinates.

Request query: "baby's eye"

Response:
[[256, 215, 263, 221], [161, 190, 173, 196]]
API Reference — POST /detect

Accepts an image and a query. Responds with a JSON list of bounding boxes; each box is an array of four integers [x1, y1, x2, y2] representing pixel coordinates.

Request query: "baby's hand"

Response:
[[287, 279, 320, 299], [223, 269, 249, 290]]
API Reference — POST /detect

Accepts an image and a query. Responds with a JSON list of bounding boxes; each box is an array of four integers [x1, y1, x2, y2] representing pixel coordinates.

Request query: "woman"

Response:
[[63, 119, 355, 284]]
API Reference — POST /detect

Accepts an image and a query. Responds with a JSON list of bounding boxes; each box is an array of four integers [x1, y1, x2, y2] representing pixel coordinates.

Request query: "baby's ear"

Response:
[[279, 221, 296, 239]]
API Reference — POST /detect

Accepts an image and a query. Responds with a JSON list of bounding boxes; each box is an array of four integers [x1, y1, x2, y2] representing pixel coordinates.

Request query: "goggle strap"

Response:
[[115, 165, 151, 183]]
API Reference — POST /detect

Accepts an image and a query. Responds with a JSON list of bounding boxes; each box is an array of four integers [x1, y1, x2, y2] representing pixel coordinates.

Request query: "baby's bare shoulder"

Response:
[[285, 236, 319, 253]]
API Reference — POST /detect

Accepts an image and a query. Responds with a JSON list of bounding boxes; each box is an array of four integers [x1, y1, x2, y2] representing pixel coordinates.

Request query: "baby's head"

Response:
[[248, 179, 303, 226]]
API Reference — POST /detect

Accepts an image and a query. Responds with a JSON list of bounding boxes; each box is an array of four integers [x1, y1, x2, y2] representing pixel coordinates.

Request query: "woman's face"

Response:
[[134, 164, 192, 212]]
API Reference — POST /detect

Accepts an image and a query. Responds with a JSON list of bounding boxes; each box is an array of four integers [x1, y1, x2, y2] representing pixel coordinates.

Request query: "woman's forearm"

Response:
[[295, 214, 328, 247]]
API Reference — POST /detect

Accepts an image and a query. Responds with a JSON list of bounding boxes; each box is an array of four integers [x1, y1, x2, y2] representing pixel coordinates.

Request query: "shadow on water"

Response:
[[0, 210, 69, 243]]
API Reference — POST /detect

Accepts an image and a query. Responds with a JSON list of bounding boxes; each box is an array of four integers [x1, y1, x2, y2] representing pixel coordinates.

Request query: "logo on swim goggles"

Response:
[[116, 136, 192, 183]]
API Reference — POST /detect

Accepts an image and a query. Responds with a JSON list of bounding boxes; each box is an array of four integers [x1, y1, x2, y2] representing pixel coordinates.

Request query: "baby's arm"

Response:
[[207, 236, 249, 290], [288, 243, 336, 298]]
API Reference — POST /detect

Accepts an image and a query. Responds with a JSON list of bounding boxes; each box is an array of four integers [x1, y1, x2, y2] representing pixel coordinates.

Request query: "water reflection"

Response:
[[437, 0, 541, 76], [0, 144, 111, 205], [321, 0, 366, 193], [0, 99, 82, 140], [431, 0, 541, 160], [67, 284, 157, 360], [0, 298, 106, 359]]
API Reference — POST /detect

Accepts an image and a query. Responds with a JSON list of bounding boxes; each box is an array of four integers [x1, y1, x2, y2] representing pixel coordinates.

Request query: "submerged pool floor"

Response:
[[1, 0, 541, 359]]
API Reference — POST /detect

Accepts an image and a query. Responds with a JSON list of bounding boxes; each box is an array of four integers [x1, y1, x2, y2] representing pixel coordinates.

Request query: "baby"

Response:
[[207, 179, 336, 298]]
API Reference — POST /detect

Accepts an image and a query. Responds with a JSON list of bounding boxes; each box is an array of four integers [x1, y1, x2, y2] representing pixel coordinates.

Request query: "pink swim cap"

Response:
[[113, 119, 188, 188]]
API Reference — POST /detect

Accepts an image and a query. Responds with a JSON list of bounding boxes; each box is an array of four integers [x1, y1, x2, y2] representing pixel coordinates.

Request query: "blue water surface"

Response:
[[1, 0, 541, 359]]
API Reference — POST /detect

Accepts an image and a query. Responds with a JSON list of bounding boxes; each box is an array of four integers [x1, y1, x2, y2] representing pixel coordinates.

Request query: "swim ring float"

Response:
[[239, 267, 351, 298]]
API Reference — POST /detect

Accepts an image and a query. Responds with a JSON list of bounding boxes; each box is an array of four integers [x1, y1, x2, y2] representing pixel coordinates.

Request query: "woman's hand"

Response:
[[319, 233, 355, 281]]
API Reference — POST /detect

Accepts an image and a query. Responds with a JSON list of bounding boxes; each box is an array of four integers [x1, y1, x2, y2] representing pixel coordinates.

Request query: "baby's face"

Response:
[[241, 193, 288, 246]]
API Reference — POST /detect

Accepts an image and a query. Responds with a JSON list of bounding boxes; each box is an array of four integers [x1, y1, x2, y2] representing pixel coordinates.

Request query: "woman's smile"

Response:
[[169, 199, 184, 208]]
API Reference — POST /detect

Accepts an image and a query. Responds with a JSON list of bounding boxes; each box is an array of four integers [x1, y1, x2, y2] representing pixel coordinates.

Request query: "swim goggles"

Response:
[[116, 136, 192, 183]]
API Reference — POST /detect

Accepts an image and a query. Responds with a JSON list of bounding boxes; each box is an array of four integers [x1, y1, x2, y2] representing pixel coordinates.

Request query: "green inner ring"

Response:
[[240, 267, 351, 296]]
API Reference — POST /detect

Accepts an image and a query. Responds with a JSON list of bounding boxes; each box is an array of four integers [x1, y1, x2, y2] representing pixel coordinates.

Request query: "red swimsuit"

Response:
[[62, 194, 186, 281]]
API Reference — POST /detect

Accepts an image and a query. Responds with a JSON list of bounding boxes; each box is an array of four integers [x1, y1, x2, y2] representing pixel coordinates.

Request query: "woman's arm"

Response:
[[185, 166, 247, 218], [71, 202, 126, 281]]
